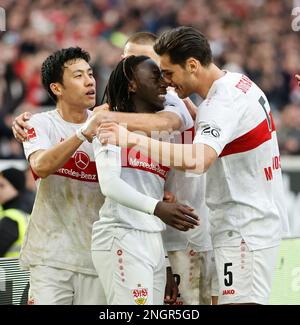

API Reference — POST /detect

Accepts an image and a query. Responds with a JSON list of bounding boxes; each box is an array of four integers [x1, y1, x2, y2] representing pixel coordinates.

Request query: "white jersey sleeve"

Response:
[[93, 138, 159, 215], [159, 90, 194, 133], [193, 94, 240, 155], [23, 113, 52, 160]]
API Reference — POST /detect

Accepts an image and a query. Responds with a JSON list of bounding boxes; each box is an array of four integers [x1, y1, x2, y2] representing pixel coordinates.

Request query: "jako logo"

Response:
[[0, 7, 5, 31], [223, 289, 235, 295], [292, 7, 300, 32]]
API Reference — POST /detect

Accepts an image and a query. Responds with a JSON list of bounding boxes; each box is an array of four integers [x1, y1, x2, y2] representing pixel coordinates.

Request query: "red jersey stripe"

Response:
[[220, 112, 276, 158]]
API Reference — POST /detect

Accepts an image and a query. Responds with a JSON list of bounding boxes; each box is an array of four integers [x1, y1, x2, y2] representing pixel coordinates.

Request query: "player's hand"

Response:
[[93, 103, 110, 113], [12, 112, 32, 142], [97, 122, 134, 147], [296, 74, 300, 87], [164, 266, 178, 305], [82, 104, 113, 142], [183, 97, 197, 121], [163, 191, 176, 203], [154, 201, 199, 231]]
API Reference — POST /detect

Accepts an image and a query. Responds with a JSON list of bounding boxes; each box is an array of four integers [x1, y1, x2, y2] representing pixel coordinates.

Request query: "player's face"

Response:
[[133, 59, 167, 111], [160, 54, 194, 98], [123, 42, 160, 63], [58, 59, 96, 109]]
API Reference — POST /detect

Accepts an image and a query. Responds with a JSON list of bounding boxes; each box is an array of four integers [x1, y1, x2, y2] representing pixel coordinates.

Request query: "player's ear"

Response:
[[50, 83, 62, 98], [186, 58, 198, 74], [128, 80, 137, 94]]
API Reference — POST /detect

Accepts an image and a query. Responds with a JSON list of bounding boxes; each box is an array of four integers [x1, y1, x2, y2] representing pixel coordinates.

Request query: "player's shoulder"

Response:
[[29, 109, 57, 124], [202, 71, 247, 108]]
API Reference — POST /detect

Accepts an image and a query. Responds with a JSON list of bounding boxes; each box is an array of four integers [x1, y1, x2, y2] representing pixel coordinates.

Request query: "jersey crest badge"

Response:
[[132, 285, 148, 305]]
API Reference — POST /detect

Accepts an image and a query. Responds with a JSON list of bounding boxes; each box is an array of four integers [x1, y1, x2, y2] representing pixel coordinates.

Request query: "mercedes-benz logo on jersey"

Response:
[[74, 151, 90, 170], [200, 122, 221, 138]]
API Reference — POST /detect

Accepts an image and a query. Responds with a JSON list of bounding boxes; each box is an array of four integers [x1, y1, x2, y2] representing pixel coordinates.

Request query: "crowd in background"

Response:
[[1, 0, 300, 159]]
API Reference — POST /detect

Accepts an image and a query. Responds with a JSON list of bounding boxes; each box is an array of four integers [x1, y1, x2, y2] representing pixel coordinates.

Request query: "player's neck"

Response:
[[56, 101, 88, 124], [132, 97, 155, 114], [196, 64, 226, 99]]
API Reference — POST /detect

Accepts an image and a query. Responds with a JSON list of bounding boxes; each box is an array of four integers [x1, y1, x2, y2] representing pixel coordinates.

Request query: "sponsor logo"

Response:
[[27, 127, 37, 140], [200, 123, 220, 138], [128, 157, 168, 178], [74, 151, 90, 170], [222, 289, 235, 295], [132, 285, 148, 305]]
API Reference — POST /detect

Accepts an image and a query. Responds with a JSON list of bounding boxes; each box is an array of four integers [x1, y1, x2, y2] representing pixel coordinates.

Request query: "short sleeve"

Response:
[[193, 96, 239, 156], [22, 114, 52, 160]]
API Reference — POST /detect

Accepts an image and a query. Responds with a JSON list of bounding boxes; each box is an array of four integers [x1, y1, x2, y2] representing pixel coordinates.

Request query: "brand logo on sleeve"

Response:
[[27, 128, 37, 140], [200, 123, 221, 138]]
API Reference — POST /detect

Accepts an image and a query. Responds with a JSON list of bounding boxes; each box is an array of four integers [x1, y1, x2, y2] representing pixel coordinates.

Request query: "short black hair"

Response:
[[41, 47, 90, 102], [125, 32, 157, 46], [154, 26, 212, 67], [102, 55, 149, 113]]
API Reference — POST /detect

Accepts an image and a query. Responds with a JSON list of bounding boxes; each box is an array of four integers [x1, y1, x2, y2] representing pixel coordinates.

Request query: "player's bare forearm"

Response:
[[114, 111, 181, 135], [29, 135, 84, 178], [98, 122, 217, 172], [130, 132, 214, 173]]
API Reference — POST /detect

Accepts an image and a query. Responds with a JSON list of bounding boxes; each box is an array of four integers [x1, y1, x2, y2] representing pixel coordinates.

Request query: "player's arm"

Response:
[[28, 134, 85, 178], [93, 139, 199, 231], [83, 107, 182, 140], [97, 123, 217, 174]]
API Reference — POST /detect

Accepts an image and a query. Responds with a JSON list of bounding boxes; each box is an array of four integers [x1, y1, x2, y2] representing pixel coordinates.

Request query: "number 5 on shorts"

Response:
[[224, 263, 233, 287]]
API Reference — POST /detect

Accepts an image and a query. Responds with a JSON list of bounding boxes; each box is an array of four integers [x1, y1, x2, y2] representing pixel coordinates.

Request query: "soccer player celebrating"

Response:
[[91, 55, 198, 305], [97, 27, 289, 305], [18, 47, 197, 304]]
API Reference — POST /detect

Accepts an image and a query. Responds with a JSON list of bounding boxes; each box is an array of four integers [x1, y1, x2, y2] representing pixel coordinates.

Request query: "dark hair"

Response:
[[154, 26, 212, 67], [41, 47, 90, 102], [125, 32, 157, 46], [102, 55, 149, 112]]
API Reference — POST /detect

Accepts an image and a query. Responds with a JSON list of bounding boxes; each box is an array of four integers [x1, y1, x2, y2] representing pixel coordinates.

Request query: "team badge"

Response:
[[132, 284, 148, 305]]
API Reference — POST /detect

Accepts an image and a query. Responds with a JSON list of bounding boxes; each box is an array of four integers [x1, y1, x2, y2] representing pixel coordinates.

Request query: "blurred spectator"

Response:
[[0, 0, 300, 157], [277, 104, 300, 155], [0, 168, 32, 257]]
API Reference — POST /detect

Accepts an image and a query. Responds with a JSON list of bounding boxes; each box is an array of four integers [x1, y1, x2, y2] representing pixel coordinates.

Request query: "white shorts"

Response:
[[214, 240, 279, 305], [92, 229, 166, 305], [29, 265, 106, 305], [168, 247, 215, 305]]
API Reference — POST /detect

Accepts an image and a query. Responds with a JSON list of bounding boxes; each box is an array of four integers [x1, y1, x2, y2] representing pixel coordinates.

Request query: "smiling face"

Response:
[[159, 54, 196, 99], [52, 59, 96, 110], [131, 58, 167, 111]]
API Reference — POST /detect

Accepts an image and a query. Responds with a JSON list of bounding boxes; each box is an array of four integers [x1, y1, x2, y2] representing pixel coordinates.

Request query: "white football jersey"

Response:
[[161, 90, 213, 252], [194, 72, 289, 250], [21, 110, 104, 275]]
